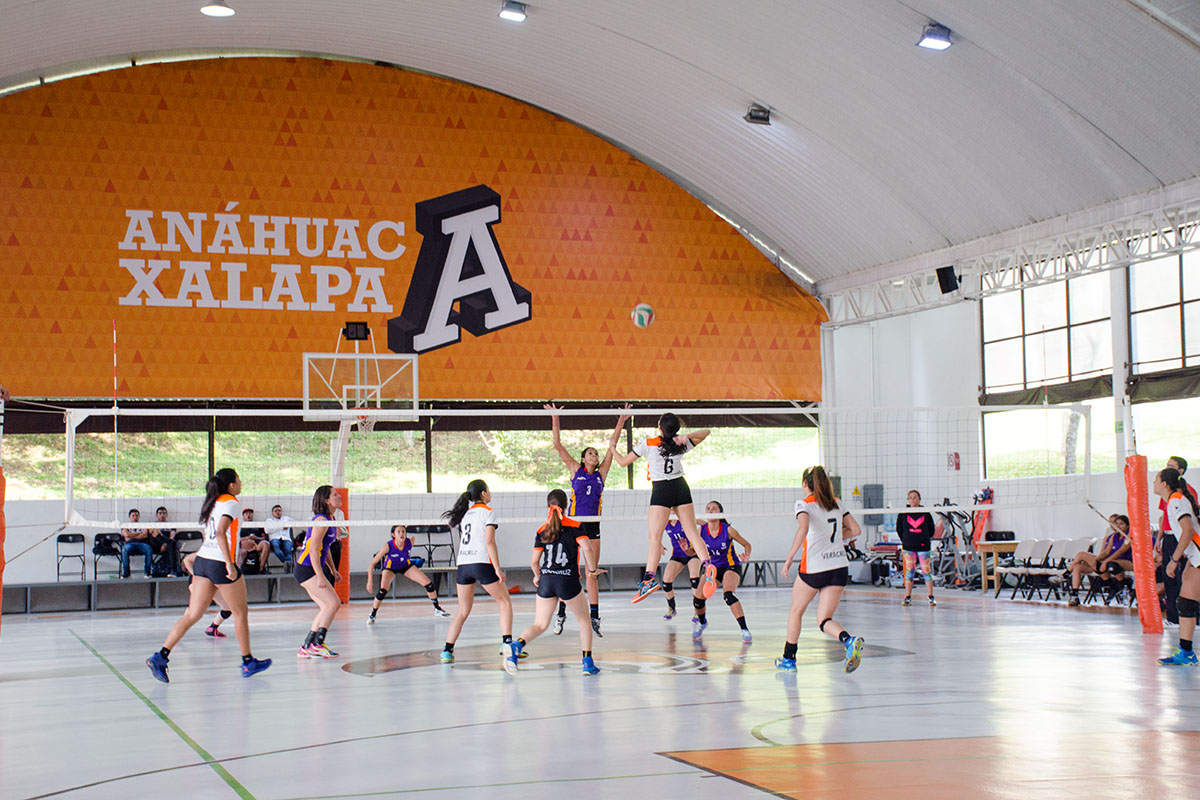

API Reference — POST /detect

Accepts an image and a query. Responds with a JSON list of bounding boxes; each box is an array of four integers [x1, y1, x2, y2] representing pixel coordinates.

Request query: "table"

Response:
[[976, 540, 1019, 593]]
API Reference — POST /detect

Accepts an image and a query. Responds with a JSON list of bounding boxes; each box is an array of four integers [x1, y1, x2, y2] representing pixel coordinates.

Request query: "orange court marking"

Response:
[[663, 731, 1200, 799]]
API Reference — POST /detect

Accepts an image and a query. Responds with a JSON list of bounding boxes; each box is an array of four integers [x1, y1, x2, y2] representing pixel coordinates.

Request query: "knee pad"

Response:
[[723, 591, 738, 606], [692, 596, 706, 611], [219, 609, 232, 620], [662, 581, 674, 593], [374, 588, 388, 601], [818, 618, 833, 632], [1177, 596, 1199, 618], [689, 577, 700, 590], [421, 582, 435, 593]]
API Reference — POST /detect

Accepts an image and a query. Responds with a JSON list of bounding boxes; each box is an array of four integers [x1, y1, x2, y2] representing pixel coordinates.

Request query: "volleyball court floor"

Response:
[[2, 587, 1198, 799]]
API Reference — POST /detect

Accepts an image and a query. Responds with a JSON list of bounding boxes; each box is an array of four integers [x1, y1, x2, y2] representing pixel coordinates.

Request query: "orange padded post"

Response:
[[0, 466, 6, 636], [1125, 455, 1163, 634], [335, 487, 350, 604]]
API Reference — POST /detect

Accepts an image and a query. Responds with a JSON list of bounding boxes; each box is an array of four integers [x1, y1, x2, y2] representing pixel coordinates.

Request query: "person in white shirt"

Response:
[[612, 412, 717, 604], [265, 504, 296, 568], [146, 468, 270, 682], [1157, 467, 1200, 666], [776, 465, 865, 675], [438, 479, 521, 673]]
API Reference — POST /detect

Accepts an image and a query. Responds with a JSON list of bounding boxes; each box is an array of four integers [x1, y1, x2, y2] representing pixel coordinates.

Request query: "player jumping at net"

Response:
[[897, 490, 936, 606], [612, 412, 717, 603], [660, 519, 701, 620], [440, 479, 521, 674], [693, 500, 753, 643], [294, 485, 344, 659], [513, 490, 603, 674], [146, 468, 271, 682], [544, 403, 630, 638], [366, 525, 450, 623], [776, 466, 865, 674], [1157, 467, 1200, 666]]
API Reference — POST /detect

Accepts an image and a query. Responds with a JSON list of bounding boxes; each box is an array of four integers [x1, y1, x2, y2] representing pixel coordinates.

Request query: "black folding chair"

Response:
[[56, 533, 86, 581], [92, 533, 124, 579]]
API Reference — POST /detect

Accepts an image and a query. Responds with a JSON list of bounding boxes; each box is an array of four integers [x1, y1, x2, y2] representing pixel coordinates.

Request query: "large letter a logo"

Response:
[[387, 185, 531, 354]]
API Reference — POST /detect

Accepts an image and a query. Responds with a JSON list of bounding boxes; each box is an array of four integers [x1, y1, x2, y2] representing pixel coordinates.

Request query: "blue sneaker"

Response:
[[1158, 648, 1199, 666], [691, 616, 707, 640], [741, 628, 753, 644], [775, 656, 797, 671], [582, 655, 600, 675], [241, 657, 271, 678], [631, 577, 660, 604], [844, 636, 864, 673], [440, 650, 454, 663], [503, 641, 521, 674], [146, 652, 169, 683]]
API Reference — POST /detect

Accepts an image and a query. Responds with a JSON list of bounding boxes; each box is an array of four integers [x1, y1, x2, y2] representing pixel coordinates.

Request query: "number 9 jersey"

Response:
[[794, 495, 850, 574]]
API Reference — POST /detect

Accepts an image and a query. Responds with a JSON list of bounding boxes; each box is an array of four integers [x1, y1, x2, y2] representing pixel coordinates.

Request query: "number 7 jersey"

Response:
[[794, 495, 850, 574]]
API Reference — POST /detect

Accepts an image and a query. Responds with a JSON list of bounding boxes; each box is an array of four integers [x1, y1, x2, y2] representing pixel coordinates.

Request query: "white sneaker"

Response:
[[741, 629, 753, 644], [433, 607, 451, 618]]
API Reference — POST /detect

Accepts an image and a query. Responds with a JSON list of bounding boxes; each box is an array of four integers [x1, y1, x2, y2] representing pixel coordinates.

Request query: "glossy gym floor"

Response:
[[2, 587, 1197, 799]]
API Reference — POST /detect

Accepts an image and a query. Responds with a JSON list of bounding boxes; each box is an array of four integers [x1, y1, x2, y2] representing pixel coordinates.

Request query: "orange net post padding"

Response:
[[335, 487, 350, 605], [1125, 455, 1163, 635], [0, 466, 6, 637]]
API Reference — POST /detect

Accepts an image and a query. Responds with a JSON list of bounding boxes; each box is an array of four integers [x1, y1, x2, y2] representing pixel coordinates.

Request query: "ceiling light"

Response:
[[200, 1, 235, 17], [744, 104, 771, 125], [499, 1, 527, 22], [917, 22, 952, 50]]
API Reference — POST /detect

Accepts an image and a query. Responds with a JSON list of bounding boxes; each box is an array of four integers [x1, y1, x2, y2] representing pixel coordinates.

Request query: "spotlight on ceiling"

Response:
[[499, 1, 527, 22], [917, 22, 952, 50], [200, 1, 235, 17], [744, 104, 771, 126]]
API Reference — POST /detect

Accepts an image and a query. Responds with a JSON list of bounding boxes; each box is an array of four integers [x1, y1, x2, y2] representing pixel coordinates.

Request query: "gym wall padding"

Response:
[[0, 58, 824, 402]]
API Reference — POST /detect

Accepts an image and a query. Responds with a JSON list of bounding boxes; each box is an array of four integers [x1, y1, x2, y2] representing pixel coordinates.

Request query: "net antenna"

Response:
[[304, 322, 419, 484]]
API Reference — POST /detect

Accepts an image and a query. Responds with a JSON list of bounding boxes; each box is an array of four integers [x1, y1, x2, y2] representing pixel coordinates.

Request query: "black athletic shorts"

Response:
[[715, 565, 741, 583], [294, 561, 336, 585], [669, 555, 697, 567], [650, 477, 693, 508], [800, 567, 849, 590], [537, 573, 582, 601], [383, 557, 412, 573], [457, 562, 500, 586], [580, 520, 601, 540], [191, 555, 242, 585]]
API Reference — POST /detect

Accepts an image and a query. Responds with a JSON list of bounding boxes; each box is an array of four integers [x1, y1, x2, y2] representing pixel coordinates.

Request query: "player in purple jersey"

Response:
[[545, 403, 632, 637], [294, 485, 344, 659], [692, 501, 754, 642], [366, 525, 449, 623], [659, 519, 701, 620]]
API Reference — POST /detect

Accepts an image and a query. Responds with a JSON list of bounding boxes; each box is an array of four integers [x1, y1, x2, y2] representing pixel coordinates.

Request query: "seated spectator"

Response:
[[1066, 514, 1132, 606], [264, 504, 296, 568], [147, 505, 184, 577], [237, 508, 272, 574], [120, 508, 154, 578]]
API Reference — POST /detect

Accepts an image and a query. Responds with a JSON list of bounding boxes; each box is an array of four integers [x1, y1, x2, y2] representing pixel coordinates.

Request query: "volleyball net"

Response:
[[52, 403, 1093, 534]]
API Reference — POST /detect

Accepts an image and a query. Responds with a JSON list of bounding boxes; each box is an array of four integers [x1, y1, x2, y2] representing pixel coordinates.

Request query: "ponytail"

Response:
[[443, 478, 489, 528], [199, 468, 238, 524], [1161, 468, 1200, 519], [802, 465, 838, 512], [657, 413, 687, 458], [541, 489, 568, 544]]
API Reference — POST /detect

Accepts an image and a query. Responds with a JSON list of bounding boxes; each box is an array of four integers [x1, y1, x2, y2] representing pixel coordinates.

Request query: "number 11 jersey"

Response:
[[794, 495, 850, 574]]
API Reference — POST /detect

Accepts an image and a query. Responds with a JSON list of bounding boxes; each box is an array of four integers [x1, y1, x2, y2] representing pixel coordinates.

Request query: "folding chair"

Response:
[[993, 538, 1034, 598], [92, 533, 125, 579], [175, 530, 203, 555], [56, 533, 86, 581]]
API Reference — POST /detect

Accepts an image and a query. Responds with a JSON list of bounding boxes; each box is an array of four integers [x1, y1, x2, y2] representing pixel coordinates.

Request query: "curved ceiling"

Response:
[[4, 0, 1200, 295]]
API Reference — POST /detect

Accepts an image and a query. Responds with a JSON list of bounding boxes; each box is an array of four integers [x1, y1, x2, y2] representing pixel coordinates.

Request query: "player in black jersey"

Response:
[[514, 490, 603, 674]]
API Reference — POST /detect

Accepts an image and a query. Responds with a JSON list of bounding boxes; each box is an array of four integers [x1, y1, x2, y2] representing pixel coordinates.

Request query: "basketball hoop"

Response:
[[356, 414, 375, 434]]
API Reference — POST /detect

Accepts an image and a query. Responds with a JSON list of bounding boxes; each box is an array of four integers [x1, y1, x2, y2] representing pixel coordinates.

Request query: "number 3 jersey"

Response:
[[456, 503, 499, 566], [794, 495, 850, 574], [533, 515, 588, 578]]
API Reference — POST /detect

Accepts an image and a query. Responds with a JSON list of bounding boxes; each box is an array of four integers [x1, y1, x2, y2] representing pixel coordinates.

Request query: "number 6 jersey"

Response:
[[456, 502, 499, 565], [794, 495, 850, 574]]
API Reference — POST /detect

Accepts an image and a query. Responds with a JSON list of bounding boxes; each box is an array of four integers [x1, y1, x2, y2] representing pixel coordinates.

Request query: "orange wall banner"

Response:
[[1125, 455, 1163, 635], [0, 58, 824, 402]]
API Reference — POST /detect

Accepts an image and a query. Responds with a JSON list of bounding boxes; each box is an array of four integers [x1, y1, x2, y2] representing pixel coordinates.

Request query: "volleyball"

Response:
[[631, 303, 655, 328]]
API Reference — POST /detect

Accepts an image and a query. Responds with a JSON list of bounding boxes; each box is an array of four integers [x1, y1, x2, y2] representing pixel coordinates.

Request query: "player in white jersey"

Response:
[[439, 479, 521, 673], [776, 466, 865, 674], [146, 468, 270, 682], [612, 412, 717, 603], [1157, 467, 1200, 666]]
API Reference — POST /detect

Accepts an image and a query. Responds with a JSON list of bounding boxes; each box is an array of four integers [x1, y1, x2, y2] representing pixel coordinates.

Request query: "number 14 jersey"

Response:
[[794, 495, 850, 574], [533, 516, 588, 577]]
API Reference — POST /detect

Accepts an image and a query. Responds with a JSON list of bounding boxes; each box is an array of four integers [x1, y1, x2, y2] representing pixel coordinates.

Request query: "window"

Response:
[[1129, 251, 1199, 373], [981, 272, 1112, 393]]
